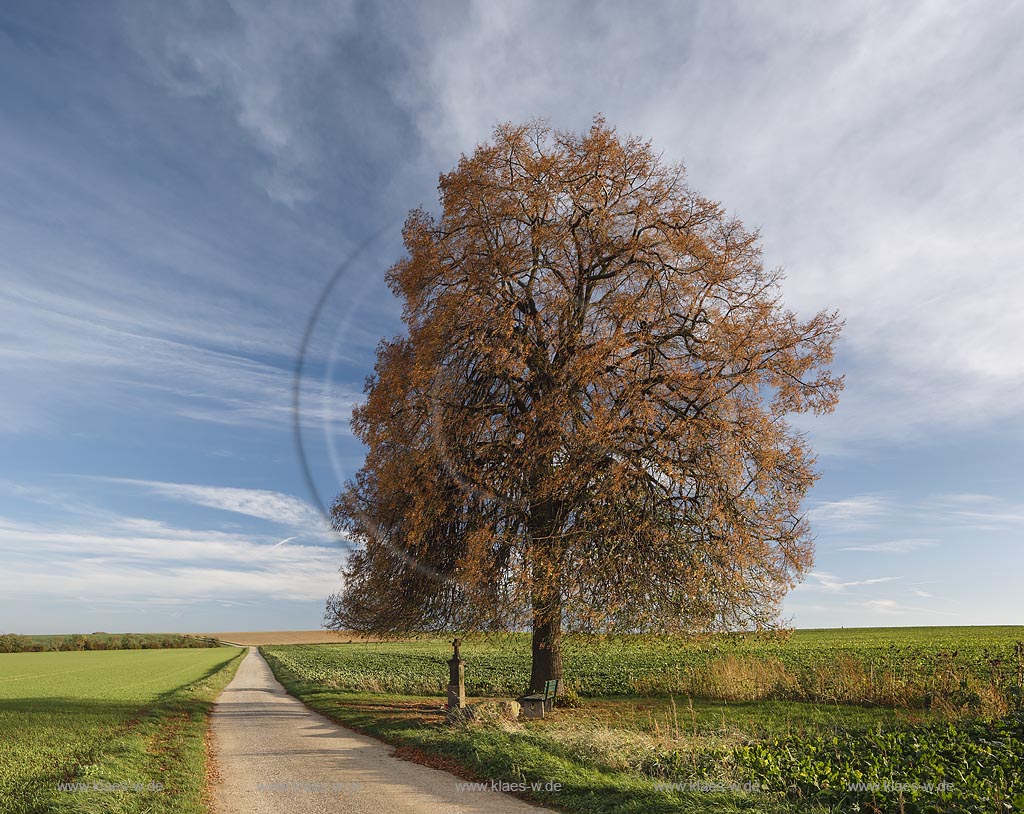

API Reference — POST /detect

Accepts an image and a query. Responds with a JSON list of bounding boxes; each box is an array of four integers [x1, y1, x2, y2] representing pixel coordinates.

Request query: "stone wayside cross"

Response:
[[447, 637, 466, 709]]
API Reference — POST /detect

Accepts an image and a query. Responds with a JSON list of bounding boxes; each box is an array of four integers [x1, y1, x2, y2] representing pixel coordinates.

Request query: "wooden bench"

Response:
[[517, 679, 560, 719]]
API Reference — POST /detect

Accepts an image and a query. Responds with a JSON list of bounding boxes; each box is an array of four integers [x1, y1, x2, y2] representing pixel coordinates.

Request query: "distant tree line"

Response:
[[0, 632, 220, 653]]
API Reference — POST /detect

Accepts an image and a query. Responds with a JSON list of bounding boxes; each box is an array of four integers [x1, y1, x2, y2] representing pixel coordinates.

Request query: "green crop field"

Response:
[[0, 647, 243, 814], [263, 627, 1024, 813], [263, 625, 1024, 709]]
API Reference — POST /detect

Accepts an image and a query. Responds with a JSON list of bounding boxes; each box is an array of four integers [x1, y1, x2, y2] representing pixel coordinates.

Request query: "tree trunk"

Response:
[[526, 457, 564, 692], [529, 581, 563, 692]]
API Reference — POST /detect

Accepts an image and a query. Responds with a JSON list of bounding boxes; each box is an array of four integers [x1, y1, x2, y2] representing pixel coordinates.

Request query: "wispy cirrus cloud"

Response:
[[797, 572, 901, 594], [807, 495, 891, 530], [89, 477, 333, 536], [810, 491, 1024, 540], [126, 1, 357, 206], [0, 512, 343, 604], [0, 476, 352, 612], [0, 281, 363, 435], [860, 598, 957, 618], [922, 493, 1024, 530], [839, 538, 938, 554]]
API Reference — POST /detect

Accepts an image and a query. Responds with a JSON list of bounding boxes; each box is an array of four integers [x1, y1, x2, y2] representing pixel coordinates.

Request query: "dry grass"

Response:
[[199, 630, 386, 646]]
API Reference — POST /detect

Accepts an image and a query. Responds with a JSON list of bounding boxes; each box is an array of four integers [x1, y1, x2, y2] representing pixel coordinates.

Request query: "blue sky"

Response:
[[1, 1, 1021, 634]]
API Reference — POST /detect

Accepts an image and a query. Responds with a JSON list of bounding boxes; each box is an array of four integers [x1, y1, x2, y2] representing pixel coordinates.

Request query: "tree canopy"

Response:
[[327, 117, 843, 689]]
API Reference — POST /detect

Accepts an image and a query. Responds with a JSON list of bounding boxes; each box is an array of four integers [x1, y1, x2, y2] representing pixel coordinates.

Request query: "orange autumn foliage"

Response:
[[327, 117, 843, 688]]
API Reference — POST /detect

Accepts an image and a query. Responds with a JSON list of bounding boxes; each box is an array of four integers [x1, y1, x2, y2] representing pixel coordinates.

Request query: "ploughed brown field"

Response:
[[201, 630, 385, 645]]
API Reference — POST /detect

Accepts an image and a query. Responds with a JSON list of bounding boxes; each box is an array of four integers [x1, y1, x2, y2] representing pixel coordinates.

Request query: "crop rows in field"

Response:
[[263, 625, 1024, 711]]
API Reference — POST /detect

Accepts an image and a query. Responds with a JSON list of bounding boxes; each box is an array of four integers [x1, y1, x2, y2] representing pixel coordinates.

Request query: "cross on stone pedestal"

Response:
[[447, 637, 466, 709]]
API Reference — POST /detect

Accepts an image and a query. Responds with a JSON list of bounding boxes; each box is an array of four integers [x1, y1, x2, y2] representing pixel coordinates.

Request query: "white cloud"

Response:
[[0, 278, 363, 435], [0, 510, 346, 605], [127, 1, 357, 206], [808, 495, 890, 530], [826, 492, 1024, 535], [797, 571, 901, 594], [922, 493, 1024, 529], [810, 492, 1024, 542], [860, 598, 957, 618], [92, 478, 331, 535], [840, 538, 937, 553]]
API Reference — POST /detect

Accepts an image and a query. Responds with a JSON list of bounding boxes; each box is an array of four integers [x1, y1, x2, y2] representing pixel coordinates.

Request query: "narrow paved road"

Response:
[[210, 647, 550, 814]]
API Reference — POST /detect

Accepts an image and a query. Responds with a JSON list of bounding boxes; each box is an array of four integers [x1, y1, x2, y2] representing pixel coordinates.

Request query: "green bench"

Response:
[[517, 679, 560, 719]]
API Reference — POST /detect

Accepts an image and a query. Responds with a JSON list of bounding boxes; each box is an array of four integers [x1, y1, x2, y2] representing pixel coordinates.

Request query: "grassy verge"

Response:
[[3, 648, 244, 814], [263, 646, 798, 813]]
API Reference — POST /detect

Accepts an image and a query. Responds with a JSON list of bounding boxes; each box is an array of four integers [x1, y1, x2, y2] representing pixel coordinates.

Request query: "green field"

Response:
[[262, 627, 1024, 813], [0, 647, 243, 814], [263, 626, 1024, 710]]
